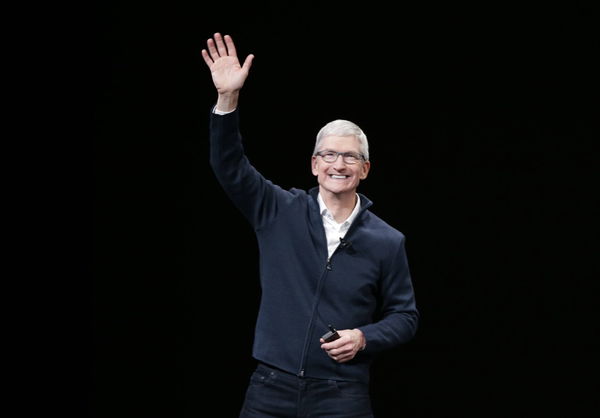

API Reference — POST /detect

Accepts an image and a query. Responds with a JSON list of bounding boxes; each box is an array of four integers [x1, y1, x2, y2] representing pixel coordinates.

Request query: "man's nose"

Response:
[[332, 155, 347, 169]]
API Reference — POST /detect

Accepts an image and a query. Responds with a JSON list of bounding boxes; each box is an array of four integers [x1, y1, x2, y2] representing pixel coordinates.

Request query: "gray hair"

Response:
[[313, 119, 370, 161]]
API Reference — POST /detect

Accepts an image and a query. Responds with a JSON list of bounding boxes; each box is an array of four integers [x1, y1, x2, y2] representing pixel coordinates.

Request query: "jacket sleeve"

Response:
[[209, 109, 290, 230], [358, 236, 419, 353]]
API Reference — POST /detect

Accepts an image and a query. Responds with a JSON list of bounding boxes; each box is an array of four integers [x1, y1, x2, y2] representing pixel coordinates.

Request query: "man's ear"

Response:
[[311, 156, 319, 176], [360, 161, 371, 180]]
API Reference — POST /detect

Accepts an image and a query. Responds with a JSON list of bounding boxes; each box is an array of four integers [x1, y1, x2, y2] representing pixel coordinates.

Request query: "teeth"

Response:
[[331, 175, 347, 179]]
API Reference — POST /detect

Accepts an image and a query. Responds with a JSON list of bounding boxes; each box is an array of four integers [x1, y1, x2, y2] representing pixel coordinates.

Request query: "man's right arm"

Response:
[[209, 108, 286, 229], [203, 33, 289, 229]]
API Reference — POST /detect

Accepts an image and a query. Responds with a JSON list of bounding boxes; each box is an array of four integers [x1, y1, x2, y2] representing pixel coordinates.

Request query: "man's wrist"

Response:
[[213, 106, 235, 115], [354, 328, 367, 351], [215, 92, 239, 113]]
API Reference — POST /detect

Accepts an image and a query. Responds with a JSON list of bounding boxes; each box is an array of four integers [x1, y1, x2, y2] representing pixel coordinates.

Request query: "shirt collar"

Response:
[[317, 193, 361, 226]]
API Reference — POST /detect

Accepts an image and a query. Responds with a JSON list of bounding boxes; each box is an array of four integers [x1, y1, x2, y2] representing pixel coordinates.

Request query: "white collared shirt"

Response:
[[318, 193, 361, 259]]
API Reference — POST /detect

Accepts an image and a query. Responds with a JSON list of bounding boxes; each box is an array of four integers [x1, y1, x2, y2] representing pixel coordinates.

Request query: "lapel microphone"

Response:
[[339, 237, 356, 254]]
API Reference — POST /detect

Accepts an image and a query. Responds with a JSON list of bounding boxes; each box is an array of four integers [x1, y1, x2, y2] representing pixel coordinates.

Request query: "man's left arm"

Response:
[[321, 237, 419, 362], [357, 237, 419, 354]]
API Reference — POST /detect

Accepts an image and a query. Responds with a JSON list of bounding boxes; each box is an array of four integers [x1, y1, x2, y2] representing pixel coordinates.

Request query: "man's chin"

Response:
[[320, 184, 356, 196]]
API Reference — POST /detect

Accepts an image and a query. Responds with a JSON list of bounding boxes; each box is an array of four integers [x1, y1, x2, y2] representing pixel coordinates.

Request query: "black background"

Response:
[[87, 2, 598, 417]]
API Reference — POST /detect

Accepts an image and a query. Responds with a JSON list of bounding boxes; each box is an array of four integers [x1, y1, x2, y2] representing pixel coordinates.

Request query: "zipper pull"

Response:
[[326, 259, 332, 271]]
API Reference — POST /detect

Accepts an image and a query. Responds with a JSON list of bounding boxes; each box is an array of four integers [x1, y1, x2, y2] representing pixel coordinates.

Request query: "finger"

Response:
[[241, 54, 254, 72], [214, 32, 228, 56], [224, 34, 237, 57], [327, 347, 347, 357], [321, 338, 344, 351], [335, 350, 355, 362], [201, 49, 213, 67], [328, 342, 353, 355], [206, 38, 219, 59], [332, 352, 353, 363], [337, 355, 351, 363]]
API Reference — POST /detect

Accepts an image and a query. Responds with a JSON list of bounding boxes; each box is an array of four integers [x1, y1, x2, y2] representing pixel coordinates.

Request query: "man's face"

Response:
[[311, 135, 370, 197]]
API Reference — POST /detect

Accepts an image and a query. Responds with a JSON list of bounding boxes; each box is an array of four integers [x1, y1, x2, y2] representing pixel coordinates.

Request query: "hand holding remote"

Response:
[[320, 327, 366, 363], [321, 324, 340, 342]]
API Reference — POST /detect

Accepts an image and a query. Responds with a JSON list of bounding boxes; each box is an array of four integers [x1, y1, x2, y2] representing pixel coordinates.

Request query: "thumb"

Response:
[[241, 54, 255, 72]]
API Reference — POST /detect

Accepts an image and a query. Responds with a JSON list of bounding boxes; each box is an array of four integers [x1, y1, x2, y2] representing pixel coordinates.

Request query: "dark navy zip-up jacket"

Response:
[[209, 109, 418, 383]]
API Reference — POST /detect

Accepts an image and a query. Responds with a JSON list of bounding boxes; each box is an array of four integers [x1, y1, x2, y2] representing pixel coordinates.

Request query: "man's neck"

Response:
[[319, 189, 358, 223]]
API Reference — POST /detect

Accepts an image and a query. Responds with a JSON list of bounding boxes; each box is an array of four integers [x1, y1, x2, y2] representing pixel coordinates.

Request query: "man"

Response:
[[202, 33, 418, 418]]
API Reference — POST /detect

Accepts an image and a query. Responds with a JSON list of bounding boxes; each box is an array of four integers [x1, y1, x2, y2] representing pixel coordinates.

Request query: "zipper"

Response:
[[296, 230, 356, 377], [297, 260, 331, 377], [297, 198, 369, 377]]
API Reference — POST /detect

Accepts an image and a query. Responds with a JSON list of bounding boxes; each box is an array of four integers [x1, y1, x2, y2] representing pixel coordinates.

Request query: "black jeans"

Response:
[[239, 363, 374, 418]]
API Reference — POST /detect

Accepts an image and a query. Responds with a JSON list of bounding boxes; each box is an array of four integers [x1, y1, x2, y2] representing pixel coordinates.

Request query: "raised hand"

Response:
[[201, 33, 254, 97]]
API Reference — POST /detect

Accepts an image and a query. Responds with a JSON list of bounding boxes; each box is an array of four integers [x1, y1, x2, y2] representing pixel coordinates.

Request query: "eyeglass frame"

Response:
[[313, 150, 366, 164]]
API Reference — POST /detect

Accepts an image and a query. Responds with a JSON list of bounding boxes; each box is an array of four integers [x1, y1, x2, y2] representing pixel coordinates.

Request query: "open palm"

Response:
[[201, 33, 254, 94]]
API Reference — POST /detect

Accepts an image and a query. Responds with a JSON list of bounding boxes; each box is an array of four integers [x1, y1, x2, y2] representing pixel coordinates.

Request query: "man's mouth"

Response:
[[330, 174, 349, 179]]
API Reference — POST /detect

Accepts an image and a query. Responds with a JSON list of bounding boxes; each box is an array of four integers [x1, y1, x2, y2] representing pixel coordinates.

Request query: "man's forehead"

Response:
[[319, 135, 360, 149]]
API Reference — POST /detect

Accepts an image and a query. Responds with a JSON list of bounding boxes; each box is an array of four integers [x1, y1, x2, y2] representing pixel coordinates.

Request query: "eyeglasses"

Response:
[[314, 150, 365, 164]]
